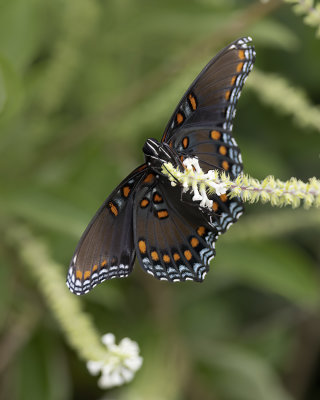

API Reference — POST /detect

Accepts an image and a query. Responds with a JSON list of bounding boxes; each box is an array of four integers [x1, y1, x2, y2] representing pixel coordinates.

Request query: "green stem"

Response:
[[6, 224, 108, 362]]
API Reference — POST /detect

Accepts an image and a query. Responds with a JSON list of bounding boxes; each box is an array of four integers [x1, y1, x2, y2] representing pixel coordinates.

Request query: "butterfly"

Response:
[[67, 37, 256, 295]]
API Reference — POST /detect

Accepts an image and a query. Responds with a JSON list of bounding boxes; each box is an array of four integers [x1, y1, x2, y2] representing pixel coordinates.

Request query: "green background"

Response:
[[1, 0, 320, 399]]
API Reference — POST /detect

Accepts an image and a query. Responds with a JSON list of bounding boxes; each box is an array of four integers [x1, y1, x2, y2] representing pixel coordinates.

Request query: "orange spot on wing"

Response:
[[212, 202, 219, 212], [225, 90, 231, 100], [188, 93, 197, 110], [219, 145, 227, 155], [210, 130, 221, 140], [220, 194, 228, 202], [163, 254, 170, 263], [197, 226, 205, 237], [190, 237, 199, 248], [176, 112, 184, 124], [231, 75, 236, 85], [238, 49, 245, 60], [122, 186, 130, 198], [151, 251, 159, 261], [184, 250, 192, 261], [84, 270, 91, 280], [144, 173, 155, 183], [222, 160, 230, 170], [169, 141, 173, 148], [173, 253, 180, 261], [137, 164, 147, 172], [153, 193, 162, 203], [182, 137, 189, 149], [108, 202, 118, 216], [140, 198, 149, 208], [139, 240, 147, 254], [236, 62, 244, 73], [100, 261, 106, 268], [76, 270, 83, 280], [157, 210, 168, 219]]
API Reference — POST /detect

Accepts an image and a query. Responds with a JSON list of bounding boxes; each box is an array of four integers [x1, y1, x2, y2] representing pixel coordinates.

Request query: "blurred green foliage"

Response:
[[1, 0, 320, 399]]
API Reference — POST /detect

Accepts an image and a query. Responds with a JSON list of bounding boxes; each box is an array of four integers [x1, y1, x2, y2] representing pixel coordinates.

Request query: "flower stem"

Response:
[[163, 160, 320, 209], [6, 224, 108, 362]]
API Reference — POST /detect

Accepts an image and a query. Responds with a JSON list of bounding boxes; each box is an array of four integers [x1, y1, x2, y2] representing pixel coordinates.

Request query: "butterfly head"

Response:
[[143, 138, 182, 171]]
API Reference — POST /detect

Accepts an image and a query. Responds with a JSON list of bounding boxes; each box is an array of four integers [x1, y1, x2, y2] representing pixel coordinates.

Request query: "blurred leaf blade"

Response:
[[217, 240, 320, 308], [196, 341, 294, 400]]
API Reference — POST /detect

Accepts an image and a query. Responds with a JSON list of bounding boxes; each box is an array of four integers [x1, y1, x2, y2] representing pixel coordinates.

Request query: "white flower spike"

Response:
[[162, 158, 320, 210], [87, 333, 143, 389], [164, 157, 227, 211]]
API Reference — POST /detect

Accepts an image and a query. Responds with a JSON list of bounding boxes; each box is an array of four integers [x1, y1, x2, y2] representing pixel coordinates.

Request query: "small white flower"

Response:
[[123, 355, 143, 370], [87, 360, 104, 376], [101, 333, 116, 347], [207, 181, 227, 196], [121, 367, 134, 382], [180, 157, 227, 210], [183, 157, 200, 172], [192, 181, 202, 202], [199, 186, 213, 209], [87, 333, 143, 389]]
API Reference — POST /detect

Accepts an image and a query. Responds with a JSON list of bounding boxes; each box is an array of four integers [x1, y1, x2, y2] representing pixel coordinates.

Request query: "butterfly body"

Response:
[[143, 138, 183, 172], [67, 37, 255, 295]]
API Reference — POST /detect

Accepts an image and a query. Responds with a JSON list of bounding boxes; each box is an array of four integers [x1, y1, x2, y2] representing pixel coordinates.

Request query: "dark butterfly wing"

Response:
[[175, 125, 245, 235], [161, 37, 255, 172], [67, 165, 147, 295], [68, 37, 254, 291], [206, 191, 244, 235], [133, 175, 217, 282], [162, 37, 255, 234]]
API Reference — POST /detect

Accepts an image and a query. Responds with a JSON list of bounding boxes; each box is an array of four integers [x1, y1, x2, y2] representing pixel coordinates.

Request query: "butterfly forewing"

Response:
[[67, 165, 147, 295], [162, 37, 255, 146], [160, 37, 255, 234]]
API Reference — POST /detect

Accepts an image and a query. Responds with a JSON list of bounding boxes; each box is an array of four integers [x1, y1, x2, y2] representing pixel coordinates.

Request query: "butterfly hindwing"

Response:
[[67, 165, 147, 295], [163, 37, 255, 179], [134, 175, 218, 282], [207, 192, 244, 234]]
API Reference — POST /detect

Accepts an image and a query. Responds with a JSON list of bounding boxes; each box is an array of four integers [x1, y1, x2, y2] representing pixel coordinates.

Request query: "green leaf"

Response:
[[1, 192, 88, 238], [0, 256, 12, 328], [216, 239, 320, 308], [250, 19, 300, 51], [196, 341, 294, 400], [0, 55, 22, 122], [119, 338, 183, 400], [15, 332, 71, 400], [0, 65, 7, 113]]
